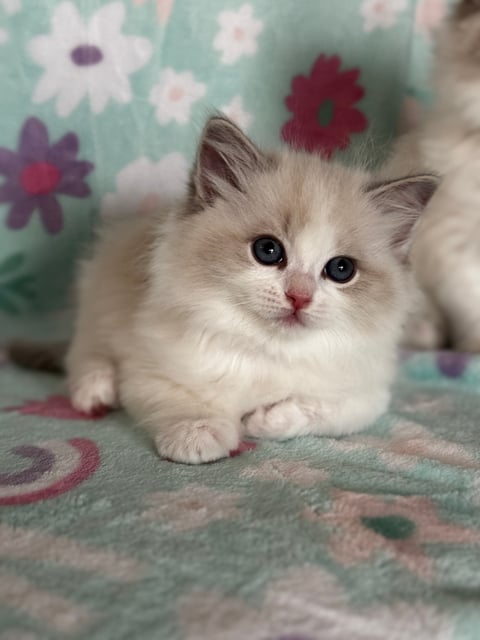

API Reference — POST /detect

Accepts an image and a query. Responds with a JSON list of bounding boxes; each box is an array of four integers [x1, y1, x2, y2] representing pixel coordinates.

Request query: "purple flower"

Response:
[[436, 351, 471, 378], [0, 117, 94, 234]]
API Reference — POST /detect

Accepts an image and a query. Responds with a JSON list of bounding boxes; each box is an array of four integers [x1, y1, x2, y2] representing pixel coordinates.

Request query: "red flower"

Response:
[[281, 54, 368, 158], [229, 440, 257, 458]]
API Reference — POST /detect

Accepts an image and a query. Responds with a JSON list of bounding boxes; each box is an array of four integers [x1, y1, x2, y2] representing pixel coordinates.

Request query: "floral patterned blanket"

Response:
[[3, 1, 480, 639], [0, 0, 445, 313]]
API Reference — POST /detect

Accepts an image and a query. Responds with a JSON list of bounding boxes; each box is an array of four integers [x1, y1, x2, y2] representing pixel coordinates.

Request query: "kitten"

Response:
[[10, 116, 437, 464], [384, 0, 480, 351]]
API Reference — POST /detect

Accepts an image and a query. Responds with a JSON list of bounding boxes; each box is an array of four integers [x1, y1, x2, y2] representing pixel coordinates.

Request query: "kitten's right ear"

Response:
[[366, 173, 440, 262], [455, 0, 480, 20], [189, 115, 272, 209]]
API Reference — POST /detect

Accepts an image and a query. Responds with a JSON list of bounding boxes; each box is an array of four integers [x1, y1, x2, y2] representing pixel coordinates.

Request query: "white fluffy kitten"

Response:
[[12, 116, 438, 464], [384, 0, 480, 350]]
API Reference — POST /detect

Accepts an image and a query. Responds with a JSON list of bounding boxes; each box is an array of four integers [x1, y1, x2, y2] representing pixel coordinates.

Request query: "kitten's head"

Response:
[[434, 0, 480, 123], [157, 116, 437, 345]]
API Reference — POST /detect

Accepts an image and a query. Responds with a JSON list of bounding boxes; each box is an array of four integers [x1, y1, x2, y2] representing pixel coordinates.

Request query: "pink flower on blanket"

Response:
[[305, 490, 480, 580], [282, 54, 368, 158], [415, 0, 446, 35], [4, 395, 108, 420]]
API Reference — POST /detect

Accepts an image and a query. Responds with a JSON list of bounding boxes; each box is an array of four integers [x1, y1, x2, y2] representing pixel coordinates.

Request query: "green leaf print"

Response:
[[0, 253, 35, 315], [0, 253, 24, 276]]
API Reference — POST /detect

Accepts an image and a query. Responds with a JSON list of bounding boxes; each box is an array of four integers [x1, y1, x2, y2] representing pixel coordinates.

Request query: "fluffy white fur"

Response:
[[66, 116, 437, 463], [383, 0, 480, 350]]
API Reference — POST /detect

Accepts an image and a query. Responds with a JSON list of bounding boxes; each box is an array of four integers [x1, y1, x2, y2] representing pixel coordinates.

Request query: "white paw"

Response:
[[243, 399, 310, 440], [69, 367, 117, 414], [155, 419, 240, 464]]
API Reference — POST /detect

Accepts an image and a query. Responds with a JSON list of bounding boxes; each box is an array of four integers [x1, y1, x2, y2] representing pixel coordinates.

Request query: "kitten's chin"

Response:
[[280, 313, 306, 328], [249, 310, 320, 337], [276, 310, 316, 332]]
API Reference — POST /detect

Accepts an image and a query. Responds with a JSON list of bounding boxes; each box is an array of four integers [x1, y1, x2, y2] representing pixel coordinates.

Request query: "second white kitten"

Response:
[[385, 0, 480, 351]]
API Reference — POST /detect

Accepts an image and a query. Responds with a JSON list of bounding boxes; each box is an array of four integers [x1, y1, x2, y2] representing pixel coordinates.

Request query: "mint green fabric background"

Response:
[[0, 0, 451, 322]]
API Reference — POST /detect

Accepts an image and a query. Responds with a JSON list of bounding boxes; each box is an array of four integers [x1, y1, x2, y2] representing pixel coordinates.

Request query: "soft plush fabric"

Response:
[[1, 350, 480, 639], [4, 1, 480, 639]]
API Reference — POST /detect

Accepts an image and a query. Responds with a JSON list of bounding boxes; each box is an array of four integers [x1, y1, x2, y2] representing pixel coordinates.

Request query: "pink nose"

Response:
[[285, 290, 312, 310]]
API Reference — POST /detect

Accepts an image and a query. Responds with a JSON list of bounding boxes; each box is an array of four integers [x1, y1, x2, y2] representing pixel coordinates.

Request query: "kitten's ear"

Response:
[[455, 0, 480, 21], [190, 115, 271, 208], [366, 174, 440, 262]]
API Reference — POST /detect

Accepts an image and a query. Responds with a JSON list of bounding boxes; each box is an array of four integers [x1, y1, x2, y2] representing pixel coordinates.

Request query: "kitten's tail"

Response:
[[7, 340, 67, 374]]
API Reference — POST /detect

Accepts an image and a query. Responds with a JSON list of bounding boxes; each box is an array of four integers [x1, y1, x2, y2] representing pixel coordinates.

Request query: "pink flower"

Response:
[[415, 0, 446, 35], [5, 395, 108, 420], [282, 54, 368, 158], [305, 490, 480, 580]]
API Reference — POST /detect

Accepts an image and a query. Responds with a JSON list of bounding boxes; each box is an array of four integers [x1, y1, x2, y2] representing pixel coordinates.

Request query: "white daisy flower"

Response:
[[149, 68, 206, 125], [101, 153, 189, 218], [360, 0, 407, 32], [28, 1, 152, 117], [213, 4, 263, 65], [1, 0, 21, 15], [219, 95, 253, 131]]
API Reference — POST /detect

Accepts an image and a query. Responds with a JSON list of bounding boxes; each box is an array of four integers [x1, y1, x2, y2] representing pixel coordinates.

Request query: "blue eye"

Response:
[[252, 237, 285, 265], [324, 256, 356, 283]]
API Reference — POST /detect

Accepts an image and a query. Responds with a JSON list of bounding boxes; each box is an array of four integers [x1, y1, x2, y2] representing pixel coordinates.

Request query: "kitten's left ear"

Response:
[[189, 115, 272, 208], [366, 174, 440, 262]]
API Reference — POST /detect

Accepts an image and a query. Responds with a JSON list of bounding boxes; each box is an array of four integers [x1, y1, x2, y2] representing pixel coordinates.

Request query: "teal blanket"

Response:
[[1, 351, 480, 639]]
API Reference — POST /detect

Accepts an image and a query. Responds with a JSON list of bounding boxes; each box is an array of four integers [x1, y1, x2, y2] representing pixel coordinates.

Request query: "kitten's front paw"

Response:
[[69, 366, 117, 415], [243, 399, 311, 440], [155, 419, 240, 464]]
